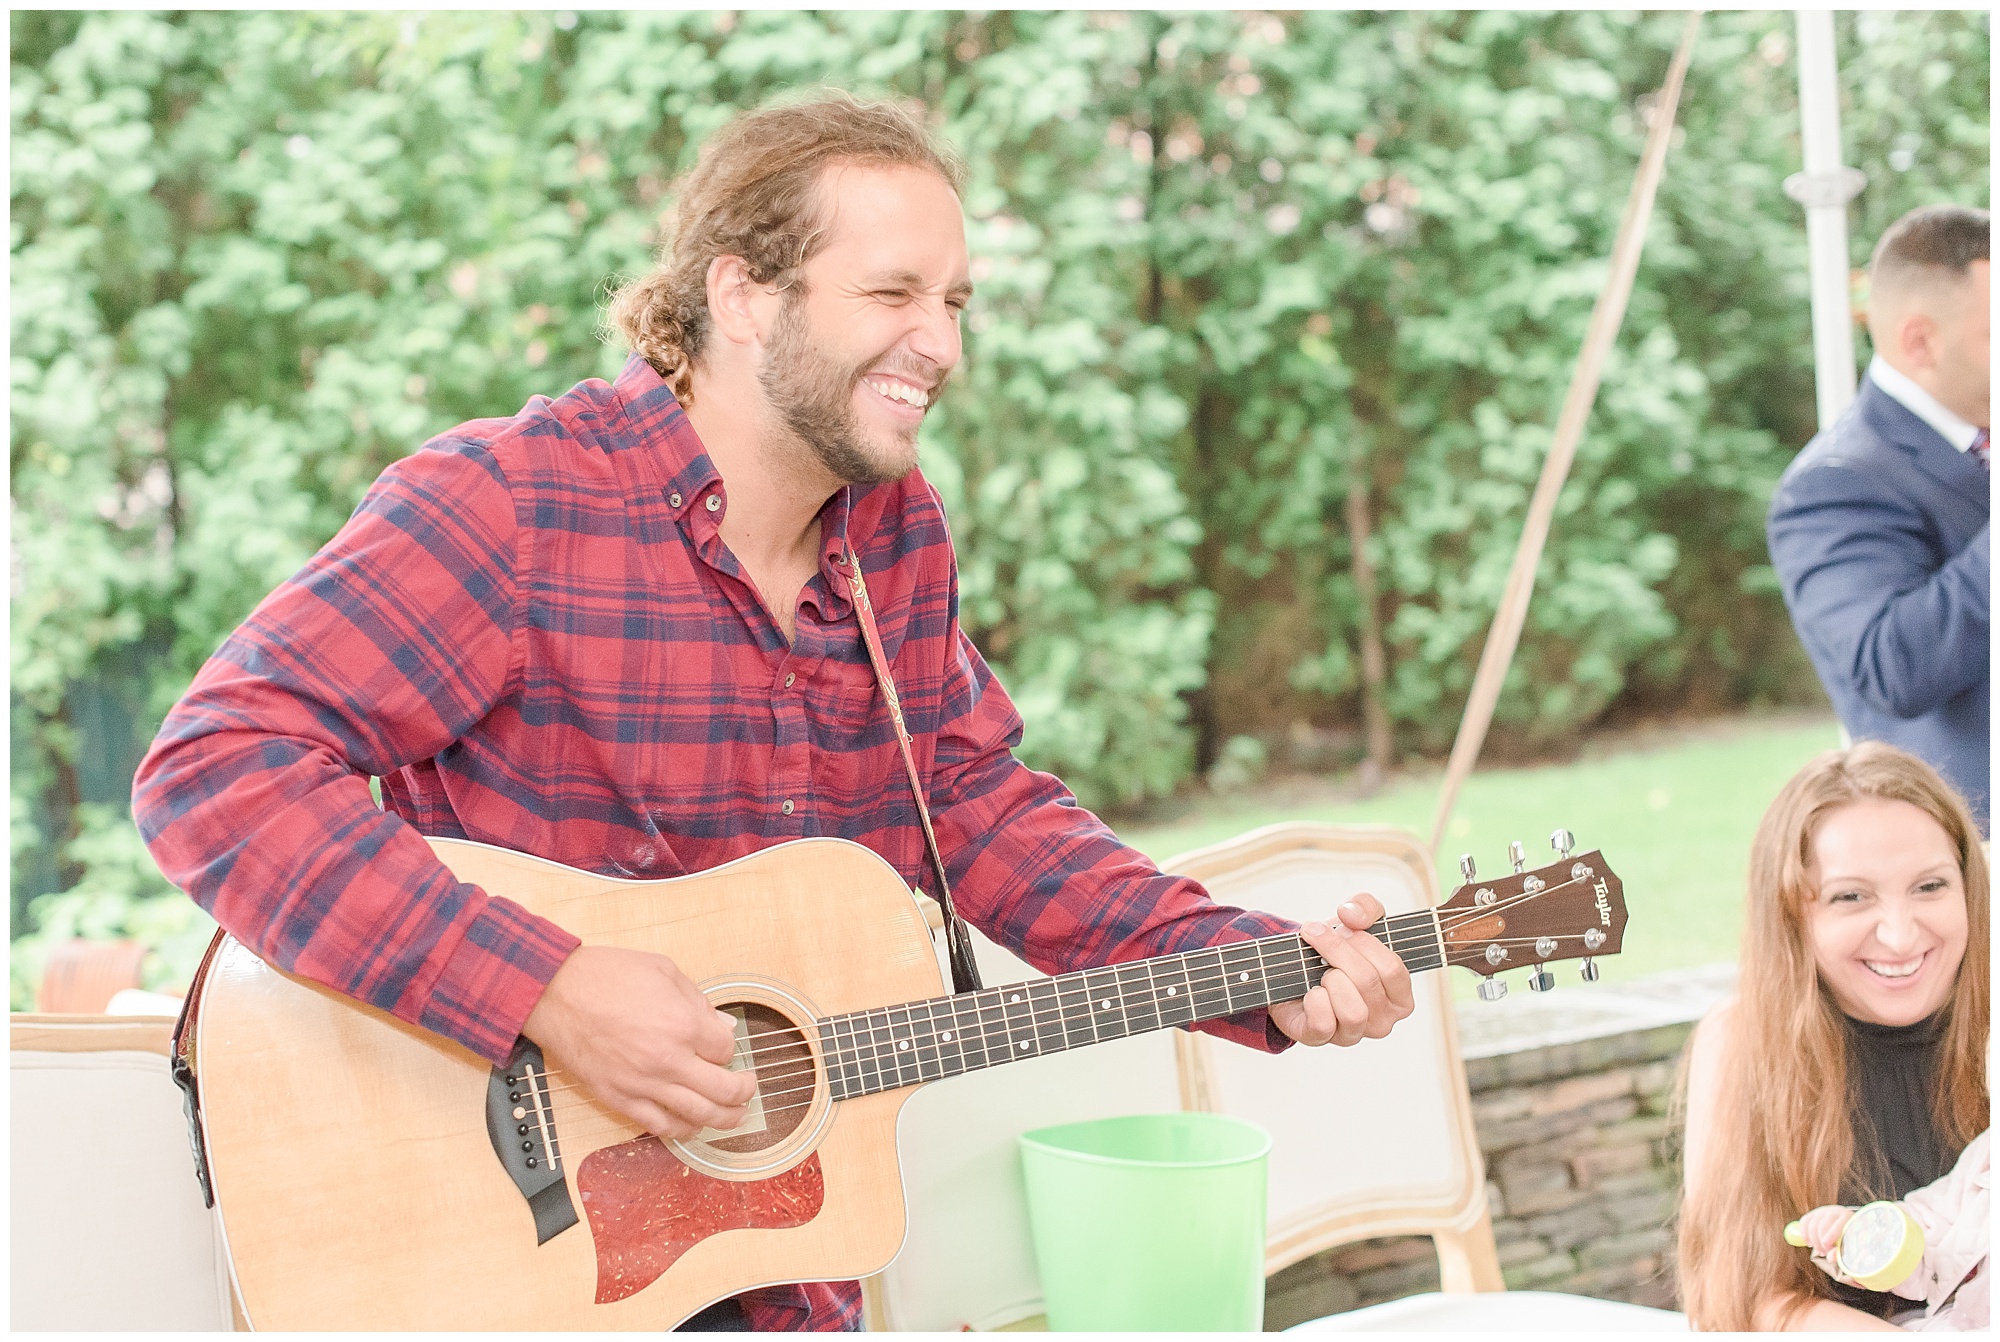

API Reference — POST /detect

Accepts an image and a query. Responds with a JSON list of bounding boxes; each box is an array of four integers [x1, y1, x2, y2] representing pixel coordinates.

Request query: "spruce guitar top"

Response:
[[185, 832, 1625, 1328]]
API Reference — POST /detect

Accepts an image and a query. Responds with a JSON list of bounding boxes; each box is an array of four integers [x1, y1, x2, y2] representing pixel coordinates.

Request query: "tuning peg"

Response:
[[1551, 828, 1575, 860], [1459, 853, 1477, 883], [1579, 958, 1600, 983], [1508, 840, 1526, 873], [1477, 978, 1507, 1002], [1527, 965, 1555, 993]]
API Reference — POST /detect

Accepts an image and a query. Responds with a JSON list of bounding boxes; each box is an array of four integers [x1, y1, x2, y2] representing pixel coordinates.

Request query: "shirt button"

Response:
[[784, 672, 796, 688], [669, 491, 682, 507], [706, 495, 721, 513], [781, 798, 795, 816]]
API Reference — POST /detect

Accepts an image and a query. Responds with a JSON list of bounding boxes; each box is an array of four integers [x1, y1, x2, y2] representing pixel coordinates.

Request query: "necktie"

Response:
[[1972, 429, 1990, 472]]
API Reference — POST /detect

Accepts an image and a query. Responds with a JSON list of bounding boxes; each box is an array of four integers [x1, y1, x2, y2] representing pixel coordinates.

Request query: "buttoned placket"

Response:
[[771, 604, 824, 835]]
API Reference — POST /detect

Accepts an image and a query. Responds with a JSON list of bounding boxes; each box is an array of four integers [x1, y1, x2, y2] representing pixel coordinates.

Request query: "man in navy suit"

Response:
[[1769, 204, 1990, 828]]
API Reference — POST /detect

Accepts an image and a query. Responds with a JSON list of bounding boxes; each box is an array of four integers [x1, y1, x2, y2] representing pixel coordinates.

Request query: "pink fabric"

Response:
[[1895, 1129, 1989, 1331]]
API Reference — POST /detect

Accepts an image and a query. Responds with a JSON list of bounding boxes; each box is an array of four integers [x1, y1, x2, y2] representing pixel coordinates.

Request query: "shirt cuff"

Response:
[[412, 888, 582, 1065]]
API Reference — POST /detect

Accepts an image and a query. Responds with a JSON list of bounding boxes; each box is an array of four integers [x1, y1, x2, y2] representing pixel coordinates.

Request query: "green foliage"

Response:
[[9, 11, 1989, 1002]]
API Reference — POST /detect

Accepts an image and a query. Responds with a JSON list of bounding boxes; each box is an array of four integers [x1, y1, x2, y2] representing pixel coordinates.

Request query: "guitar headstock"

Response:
[[1438, 829, 1627, 1001]]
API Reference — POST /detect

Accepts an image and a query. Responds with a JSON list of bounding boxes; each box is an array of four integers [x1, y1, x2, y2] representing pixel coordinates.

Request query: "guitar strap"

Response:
[[842, 551, 984, 996], [169, 922, 226, 1208]]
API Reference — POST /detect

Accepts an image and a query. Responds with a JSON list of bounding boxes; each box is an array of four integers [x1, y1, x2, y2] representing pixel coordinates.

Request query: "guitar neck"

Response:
[[816, 910, 1446, 1101]]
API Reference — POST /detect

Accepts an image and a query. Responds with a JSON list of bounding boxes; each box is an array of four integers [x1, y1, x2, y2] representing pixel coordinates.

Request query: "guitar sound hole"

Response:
[[706, 1001, 813, 1154]]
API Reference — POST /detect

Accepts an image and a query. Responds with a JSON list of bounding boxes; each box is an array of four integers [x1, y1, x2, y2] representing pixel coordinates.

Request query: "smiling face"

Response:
[[756, 162, 970, 485], [1804, 796, 1969, 1026]]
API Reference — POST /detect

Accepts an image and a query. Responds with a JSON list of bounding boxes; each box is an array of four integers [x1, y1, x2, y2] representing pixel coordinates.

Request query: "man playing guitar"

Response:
[[132, 94, 1414, 1331]]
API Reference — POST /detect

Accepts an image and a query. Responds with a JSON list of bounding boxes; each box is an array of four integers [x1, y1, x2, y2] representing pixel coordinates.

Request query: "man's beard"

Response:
[[758, 294, 942, 486]]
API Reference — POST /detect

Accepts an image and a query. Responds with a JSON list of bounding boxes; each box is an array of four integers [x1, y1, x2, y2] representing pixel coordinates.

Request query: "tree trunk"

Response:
[[1344, 456, 1392, 787]]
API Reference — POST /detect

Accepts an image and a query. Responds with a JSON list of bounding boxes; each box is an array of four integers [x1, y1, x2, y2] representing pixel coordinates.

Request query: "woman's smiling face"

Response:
[[1805, 796, 1968, 1026]]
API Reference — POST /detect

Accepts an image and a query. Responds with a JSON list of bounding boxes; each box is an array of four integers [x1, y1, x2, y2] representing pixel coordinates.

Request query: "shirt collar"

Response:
[[610, 355, 723, 514], [609, 353, 859, 604], [1868, 356, 1981, 452]]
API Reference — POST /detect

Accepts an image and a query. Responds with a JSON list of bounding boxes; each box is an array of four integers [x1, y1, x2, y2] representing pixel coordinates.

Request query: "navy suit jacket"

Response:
[[1767, 375, 1990, 827]]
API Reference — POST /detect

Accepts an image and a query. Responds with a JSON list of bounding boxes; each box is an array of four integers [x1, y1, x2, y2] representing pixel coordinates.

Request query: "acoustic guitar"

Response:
[[185, 832, 1626, 1328]]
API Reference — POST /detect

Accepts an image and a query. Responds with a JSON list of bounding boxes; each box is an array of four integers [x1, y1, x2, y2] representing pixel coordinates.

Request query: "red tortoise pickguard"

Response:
[[576, 1139, 826, 1304]]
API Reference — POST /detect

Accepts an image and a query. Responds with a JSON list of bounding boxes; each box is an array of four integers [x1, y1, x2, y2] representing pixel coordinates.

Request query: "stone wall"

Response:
[[1263, 966, 1736, 1330]]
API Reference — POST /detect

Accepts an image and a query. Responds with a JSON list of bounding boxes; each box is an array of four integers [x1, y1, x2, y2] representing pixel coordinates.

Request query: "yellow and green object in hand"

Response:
[[1784, 1201, 1926, 1292]]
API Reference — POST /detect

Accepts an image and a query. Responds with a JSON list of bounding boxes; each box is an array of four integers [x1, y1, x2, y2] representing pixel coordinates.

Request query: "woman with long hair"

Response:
[[1676, 742, 1988, 1331]]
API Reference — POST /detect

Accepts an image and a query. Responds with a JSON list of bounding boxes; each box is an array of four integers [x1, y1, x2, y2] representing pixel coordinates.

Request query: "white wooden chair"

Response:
[[862, 924, 1187, 1331], [1166, 822, 1685, 1332], [10, 1013, 240, 1331]]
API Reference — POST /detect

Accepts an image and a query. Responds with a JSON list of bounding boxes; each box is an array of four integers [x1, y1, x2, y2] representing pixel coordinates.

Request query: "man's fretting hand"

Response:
[[522, 945, 755, 1140], [1268, 893, 1416, 1047]]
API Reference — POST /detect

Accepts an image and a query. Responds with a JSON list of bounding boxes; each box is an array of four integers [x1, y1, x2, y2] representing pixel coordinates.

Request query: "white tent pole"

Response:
[[1785, 11, 1866, 429]]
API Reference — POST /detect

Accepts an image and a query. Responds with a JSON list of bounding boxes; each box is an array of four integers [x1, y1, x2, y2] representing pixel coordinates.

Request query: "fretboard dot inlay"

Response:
[[1100, 999, 1112, 1009], [1166, 987, 1178, 996], [1018, 1041, 1030, 1050], [1239, 972, 1250, 982], [1010, 994, 1022, 1003], [940, 1032, 953, 1042], [897, 1040, 910, 1051]]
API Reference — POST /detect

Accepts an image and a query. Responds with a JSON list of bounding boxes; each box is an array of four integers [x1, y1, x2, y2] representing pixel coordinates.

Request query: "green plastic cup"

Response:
[[1018, 1113, 1272, 1331]]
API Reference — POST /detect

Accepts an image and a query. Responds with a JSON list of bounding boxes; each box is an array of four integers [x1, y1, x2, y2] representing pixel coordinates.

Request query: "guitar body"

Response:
[[195, 835, 947, 1329]]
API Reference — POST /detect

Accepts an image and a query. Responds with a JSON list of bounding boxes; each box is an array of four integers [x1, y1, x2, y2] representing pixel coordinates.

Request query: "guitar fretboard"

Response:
[[813, 910, 1446, 1101]]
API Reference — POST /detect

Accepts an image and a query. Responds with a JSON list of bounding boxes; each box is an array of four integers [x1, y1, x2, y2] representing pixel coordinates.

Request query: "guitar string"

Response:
[[509, 877, 1605, 1096], [1436, 868, 1605, 932], [499, 948, 1484, 1135], [518, 945, 1458, 1105], [514, 931, 1449, 1087], [590, 876, 1600, 1069], [483, 878, 1610, 1145], [679, 912, 1456, 1064], [511, 894, 1583, 1091]]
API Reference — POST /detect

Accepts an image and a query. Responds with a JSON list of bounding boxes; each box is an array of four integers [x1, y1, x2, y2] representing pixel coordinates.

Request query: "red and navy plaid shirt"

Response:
[[134, 354, 1294, 1330]]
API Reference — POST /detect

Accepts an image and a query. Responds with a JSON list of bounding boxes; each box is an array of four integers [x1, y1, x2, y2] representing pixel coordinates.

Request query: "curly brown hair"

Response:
[[605, 91, 965, 407]]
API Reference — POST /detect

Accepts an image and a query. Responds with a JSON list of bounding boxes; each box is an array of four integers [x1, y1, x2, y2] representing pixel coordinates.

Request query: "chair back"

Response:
[[10, 1013, 239, 1330], [1164, 823, 1502, 1287]]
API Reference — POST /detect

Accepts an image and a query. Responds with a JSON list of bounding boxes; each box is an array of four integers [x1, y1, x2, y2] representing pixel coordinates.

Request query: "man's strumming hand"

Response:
[[1268, 893, 1416, 1047], [522, 945, 756, 1141]]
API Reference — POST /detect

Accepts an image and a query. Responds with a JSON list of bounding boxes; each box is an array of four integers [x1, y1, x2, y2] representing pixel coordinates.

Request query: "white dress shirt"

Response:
[[1868, 355, 1982, 453]]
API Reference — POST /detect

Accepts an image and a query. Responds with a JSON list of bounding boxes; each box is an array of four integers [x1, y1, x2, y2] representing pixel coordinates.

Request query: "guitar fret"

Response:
[[1114, 962, 1161, 1035], [818, 1020, 852, 1102], [957, 992, 993, 1075], [888, 1004, 924, 1088], [1217, 941, 1267, 1015], [1026, 979, 1066, 1055], [1257, 937, 1311, 1004], [1187, 946, 1233, 1022], [867, 1008, 904, 1091], [908, 1004, 944, 1088], [927, 997, 969, 1080], [1082, 966, 1129, 1040], [1152, 952, 1197, 1029], [974, 987, 1011, 1066], [1053, 971, 1100, 1049], [996, 983, 1040, 1062]]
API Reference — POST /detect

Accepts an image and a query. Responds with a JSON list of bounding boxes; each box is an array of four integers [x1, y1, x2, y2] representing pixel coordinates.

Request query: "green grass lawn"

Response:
[[1115, 712, 1845, 998]]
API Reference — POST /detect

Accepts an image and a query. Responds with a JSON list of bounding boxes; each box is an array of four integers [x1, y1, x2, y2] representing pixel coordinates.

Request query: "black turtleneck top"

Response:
[[1828, 1010, 1959, 1319]]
